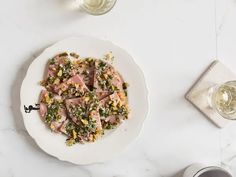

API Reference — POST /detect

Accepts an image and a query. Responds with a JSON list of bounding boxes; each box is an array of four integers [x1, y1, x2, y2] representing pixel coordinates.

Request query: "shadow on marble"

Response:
[[170, 168, 185, 177]]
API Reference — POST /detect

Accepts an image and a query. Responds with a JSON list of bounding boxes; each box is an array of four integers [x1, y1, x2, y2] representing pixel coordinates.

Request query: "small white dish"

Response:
[[20, 36, 149, 165]]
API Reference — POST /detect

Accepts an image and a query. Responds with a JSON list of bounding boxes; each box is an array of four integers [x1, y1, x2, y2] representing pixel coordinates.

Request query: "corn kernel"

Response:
[[66, 139, 75, 146], [53, 78, 60, 85], [72, 130, 77, 139], [57, 70, 62, 77], [80, 119, 88, 125]]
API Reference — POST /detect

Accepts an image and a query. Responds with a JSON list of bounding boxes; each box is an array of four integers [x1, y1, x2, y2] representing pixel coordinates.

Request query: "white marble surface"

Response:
[[1, 0, 236, 176]]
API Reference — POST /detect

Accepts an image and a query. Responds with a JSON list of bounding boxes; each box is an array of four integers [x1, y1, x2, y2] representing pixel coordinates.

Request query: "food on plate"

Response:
[[39, 52, 129, 145]]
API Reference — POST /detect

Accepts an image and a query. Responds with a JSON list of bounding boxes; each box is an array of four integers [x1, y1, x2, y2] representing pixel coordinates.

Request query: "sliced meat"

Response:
[[65, 94, 102, 133], [104, 115, 119, 124], [50, 110, 67, 132], [39, 103, 47, 119], [39, 90, 48, 101], [42, 53, 75, 91], [99, 92, 129, 126], [89, 110, 102, 131], [48, 106, 68, 133], [47, 69, 56, 78], [96, 91, 111, 100], [38, 55, 129, 145], [65, 97, 84, 125], [59, 119, 69, 135], [38, 90, 68, 133], [93, 60, 124, 99], [54, 74, 89, 98], [39, 90, 48, 119], [74, 59, 95, 89]]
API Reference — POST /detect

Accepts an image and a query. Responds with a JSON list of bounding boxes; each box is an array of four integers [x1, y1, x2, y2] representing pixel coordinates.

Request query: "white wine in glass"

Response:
[[77, 0, 117, 15], [208, 81, 236, 120]]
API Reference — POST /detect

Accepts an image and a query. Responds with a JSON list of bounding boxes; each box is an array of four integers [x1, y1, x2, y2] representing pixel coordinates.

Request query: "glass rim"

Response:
[[80, 0, 117, 16], [195, 166, 232, 177], [209, 81, 236, 121]]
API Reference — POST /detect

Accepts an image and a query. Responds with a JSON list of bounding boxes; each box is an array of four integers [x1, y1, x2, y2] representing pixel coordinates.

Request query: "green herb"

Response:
[[118, 105, 128, 117], [66, 122, 75, 133], [122, 82, 129, 90], [45, 103, 60, 124], [49, 58, 55, 65], [48, 92, 53, 98], [124, 90, 128, 96], [70, 52, 79, 59], [103, 122, 116, 130], [47, 76, 56, 84], [98, 61, 107, 70], [58, 52, 68, 57], [84, 58, 94, 66], [99, 107, 110, 117], [60, 61, 73, 80]]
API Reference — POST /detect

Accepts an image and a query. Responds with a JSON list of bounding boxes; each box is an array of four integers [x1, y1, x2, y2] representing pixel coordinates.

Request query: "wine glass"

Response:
[[76, 0, 117, 15], [208, 81, 236, 120]]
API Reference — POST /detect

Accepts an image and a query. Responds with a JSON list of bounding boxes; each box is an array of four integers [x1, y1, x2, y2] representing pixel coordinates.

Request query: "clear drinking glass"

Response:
[[76, 0, 117, 15], [208, 81, 236, 120]]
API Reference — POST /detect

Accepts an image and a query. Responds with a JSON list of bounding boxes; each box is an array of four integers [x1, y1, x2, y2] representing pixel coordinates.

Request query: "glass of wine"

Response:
[[76, 0, 117, 15], [208, 81, 236, 120]]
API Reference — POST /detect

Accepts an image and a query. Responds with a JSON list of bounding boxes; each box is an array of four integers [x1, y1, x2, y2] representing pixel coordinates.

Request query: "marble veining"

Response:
[[1, 0, 236, 177]]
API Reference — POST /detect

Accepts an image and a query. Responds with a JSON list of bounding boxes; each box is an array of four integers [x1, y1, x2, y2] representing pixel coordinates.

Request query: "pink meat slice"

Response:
[[56, 56, 68, 65], [90, 110, 102, 131], [93, 60, 124, 99], [112, 72, 124, 91], [44, 54, 77, 92], [65, 96, 102, 131], [47, 69, 56, 78], [39, 103, 47, 119], [59, 119, 69, 135], [96, 91, 111, 100], [99, 92, 126, 123], [39, 90, 48, 119], [65, 97, 84, 125], [104, 115, 118, 124], [99, 92, 121, 104], [75, 61, 95, 88], [66, 97, 83, 105], [54, 74, 89, 96], [39, 90, 68, 133], [47, 55, 69, 77], [50, 116, 66, 133], [59, 120, 85, 142], [50, 101, 68, 133]]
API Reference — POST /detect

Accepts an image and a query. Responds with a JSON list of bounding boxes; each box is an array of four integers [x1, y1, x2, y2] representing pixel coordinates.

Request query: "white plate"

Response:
[[20, 36, 149, 165]]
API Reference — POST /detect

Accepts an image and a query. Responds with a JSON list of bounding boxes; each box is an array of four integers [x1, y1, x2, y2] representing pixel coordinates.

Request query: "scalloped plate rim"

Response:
[[20, 36, 149, 165]]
